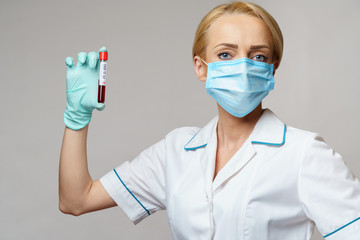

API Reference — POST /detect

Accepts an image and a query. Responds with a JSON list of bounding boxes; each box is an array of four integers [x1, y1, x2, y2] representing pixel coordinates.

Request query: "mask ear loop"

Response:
[[200, 58, 208, 66], [199, 58, 208, 78]]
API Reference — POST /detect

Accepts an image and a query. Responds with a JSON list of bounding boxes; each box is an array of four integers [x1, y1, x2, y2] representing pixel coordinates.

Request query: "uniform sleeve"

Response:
[[100, 138, 166, 225], [298, 134, 360, 240]]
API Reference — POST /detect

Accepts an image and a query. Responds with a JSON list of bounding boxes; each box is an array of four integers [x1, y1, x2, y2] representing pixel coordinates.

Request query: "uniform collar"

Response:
[[249, 109, 286, 146], [183, 116, 218, 151], [184, 109, 286, 151]]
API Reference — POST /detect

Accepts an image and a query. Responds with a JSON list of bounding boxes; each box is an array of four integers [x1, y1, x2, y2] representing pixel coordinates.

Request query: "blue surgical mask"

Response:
[[202, 58, 274, 118]]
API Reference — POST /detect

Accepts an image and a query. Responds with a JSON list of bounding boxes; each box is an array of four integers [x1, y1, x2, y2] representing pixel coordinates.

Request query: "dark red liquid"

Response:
[[98, 84, 106, 103]]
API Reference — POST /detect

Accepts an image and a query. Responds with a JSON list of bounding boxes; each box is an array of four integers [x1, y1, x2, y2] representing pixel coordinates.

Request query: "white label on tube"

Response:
[[99, 62, 107, 86]]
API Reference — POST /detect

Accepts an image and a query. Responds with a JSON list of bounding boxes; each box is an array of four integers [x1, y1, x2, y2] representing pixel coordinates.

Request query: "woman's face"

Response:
[[194, 13, 277, 81]]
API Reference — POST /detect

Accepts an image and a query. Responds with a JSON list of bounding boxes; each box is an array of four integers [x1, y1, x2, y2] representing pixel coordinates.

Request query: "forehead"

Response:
[[207, 14, 273, 48]]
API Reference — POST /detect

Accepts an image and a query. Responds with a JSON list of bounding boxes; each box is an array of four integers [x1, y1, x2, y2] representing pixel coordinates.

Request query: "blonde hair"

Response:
[[192, 1, 283, 65]]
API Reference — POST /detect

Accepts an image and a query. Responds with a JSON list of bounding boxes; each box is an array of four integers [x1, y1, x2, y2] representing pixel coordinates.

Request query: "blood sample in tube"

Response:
[[98, 51, 108, 103]]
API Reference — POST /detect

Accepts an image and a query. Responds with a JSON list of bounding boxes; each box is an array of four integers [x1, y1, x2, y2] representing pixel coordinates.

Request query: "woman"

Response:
[[59, 2, 360, 239]]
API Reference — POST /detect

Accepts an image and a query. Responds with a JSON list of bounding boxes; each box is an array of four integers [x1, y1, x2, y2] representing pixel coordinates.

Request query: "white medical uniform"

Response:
[[100, 109, 360, 240]]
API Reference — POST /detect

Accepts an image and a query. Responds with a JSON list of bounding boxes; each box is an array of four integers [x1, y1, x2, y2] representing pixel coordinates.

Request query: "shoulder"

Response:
[[283, 124, 340, 167], [252, 109, 323, 149], [286, 125, 322, 143], [164, 126, 201, 146], [288, 126, 334, 158], [283, 125, 330, 156], [163, 117, 217, 151]]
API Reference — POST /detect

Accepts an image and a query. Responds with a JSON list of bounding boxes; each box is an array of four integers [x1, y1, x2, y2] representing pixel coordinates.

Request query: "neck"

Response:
[[217, 104, 264, 149]]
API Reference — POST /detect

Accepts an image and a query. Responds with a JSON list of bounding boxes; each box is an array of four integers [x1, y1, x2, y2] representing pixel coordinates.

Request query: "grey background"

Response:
[[0, 0, 359, 239]]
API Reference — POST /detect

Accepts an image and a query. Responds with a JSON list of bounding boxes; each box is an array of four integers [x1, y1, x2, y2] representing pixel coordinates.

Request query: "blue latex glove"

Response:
[[64, 47, 106, 130]]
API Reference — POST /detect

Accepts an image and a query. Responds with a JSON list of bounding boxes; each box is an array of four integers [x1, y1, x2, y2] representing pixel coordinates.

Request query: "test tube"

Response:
[[98, 50, 108, 103]]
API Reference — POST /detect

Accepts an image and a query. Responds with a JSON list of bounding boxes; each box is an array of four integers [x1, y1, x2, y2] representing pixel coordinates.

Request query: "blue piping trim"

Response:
[[184, 131, 208, 151], [113, 169, 150, 216], [251, 124, 287, 146], [185, 143, 208, 151], [323, 217, 360, 238]]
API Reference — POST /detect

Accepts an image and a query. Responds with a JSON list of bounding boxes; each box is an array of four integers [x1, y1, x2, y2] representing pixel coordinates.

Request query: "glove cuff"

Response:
[[64, 110, 92, 130]]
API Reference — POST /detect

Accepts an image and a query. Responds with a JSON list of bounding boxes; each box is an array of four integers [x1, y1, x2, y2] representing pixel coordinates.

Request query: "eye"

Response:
[[218, 52, 232, 60], [252, 54, 268, 62]]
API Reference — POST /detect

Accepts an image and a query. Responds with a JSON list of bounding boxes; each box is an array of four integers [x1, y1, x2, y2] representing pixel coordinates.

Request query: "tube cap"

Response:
[[99, 51, 108, 61]]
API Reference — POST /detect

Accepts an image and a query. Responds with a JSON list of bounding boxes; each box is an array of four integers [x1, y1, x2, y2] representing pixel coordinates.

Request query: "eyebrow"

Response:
[[214, 43, 238, 49], [250, 45, 270, 50], [214, 43, 271, 50]]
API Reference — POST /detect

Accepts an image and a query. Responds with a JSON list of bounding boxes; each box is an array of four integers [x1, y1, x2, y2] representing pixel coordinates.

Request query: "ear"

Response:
[[272, 59, 279, 76], [193, 56, 207, 82]]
